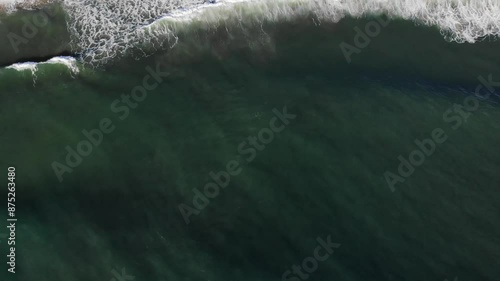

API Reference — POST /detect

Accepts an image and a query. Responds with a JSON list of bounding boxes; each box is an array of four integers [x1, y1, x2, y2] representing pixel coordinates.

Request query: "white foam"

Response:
[[154, 0, 250, 23], [44, 0, 500, 65], [6, 61, 38, 84], [6, 61, 38, 72], [46, 56, 80, 74], [3, 56, 80, 83], [0, 0, 20, 13], [0, 0, 20, 5]]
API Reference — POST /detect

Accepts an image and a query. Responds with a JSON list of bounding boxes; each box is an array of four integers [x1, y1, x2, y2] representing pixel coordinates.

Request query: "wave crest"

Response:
[[60, 0, 500, 66]]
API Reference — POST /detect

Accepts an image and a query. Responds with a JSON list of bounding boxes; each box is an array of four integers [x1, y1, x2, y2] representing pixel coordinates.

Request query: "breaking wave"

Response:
[[3, 56, 80, 84], [3, 0, 500, 66], [64, 0, 500, 66]]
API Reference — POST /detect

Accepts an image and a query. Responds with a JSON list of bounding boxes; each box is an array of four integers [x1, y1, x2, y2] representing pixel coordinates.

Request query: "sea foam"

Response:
[[3, 56, 80, 83], [60, 0, 500, 65], [3, 0, 500, 66]]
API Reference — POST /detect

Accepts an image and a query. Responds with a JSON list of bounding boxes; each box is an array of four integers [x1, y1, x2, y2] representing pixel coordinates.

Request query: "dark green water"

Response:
[[0, 11, 500, 281]]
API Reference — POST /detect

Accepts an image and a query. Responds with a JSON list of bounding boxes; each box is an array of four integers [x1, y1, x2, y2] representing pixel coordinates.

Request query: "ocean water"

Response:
[[0, 1, 500, 281]]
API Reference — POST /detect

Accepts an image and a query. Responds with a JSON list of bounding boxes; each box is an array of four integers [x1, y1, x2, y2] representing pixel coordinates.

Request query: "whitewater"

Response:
[[2, 0, 500, 69]]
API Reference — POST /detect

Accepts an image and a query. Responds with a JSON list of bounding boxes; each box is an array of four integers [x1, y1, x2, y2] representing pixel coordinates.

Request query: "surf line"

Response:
[[0, 52, 77, 68]]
